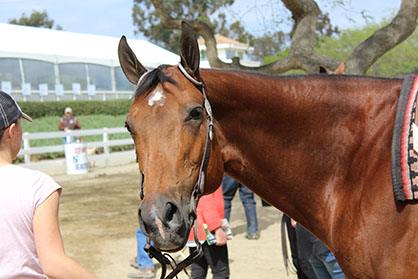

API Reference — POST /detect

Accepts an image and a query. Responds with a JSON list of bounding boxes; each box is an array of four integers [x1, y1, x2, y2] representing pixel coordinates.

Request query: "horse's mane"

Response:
[[135, 65, 400, 100], [203, 68, 400, 82], [136, 64, 177, 98]]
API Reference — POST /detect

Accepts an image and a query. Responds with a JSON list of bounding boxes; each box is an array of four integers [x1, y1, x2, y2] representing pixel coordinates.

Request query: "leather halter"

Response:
[[178, 62, 214, 213], [137, 63, 214, 279]]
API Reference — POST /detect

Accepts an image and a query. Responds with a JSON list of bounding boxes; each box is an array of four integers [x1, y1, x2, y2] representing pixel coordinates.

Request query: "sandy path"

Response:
[[43, 160, 297, 279]]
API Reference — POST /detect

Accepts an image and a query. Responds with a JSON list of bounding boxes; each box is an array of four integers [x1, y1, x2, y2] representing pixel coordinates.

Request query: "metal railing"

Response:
[[17, 127, 135, 168]]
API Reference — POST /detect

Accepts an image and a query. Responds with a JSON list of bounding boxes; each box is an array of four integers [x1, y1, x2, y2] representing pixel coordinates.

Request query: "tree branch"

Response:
[[151, 0, 227, 68], [346, 0, 418, 74], [282, 0, 320, 55], [149, 0, 417, 75], [150, 0, 181, 28]]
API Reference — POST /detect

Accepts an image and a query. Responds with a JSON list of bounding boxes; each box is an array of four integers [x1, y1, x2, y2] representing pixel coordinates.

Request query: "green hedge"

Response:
[[18, 99, 133, 119]]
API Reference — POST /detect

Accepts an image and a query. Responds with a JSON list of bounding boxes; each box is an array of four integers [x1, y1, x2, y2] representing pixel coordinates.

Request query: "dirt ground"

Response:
[[43, 159, 298, 279]]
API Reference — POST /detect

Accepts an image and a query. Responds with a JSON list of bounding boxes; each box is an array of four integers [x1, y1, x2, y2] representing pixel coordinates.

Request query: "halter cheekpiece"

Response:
[[178, 62, 214, 141]]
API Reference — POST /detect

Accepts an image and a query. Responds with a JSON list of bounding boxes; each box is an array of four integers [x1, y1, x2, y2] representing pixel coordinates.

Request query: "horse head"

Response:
[[118, 22, 224, 252]]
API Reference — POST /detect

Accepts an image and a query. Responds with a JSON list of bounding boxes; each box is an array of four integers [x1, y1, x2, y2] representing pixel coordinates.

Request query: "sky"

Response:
[[0, 0, 403, 41]]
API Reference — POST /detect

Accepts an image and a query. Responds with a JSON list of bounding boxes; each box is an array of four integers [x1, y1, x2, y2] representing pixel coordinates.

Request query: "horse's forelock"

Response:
[[136, 65, 177, 98]]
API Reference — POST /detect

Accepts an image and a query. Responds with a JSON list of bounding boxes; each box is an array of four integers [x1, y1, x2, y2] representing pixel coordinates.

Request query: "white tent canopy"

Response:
[[0, 24, 179, 101], [0, 23, 179, 68]]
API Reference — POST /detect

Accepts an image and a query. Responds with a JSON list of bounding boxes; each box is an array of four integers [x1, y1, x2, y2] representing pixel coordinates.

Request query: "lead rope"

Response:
[[143, 173, 204, 279], [141, 63, 214, 279], [143, 216, 201, 279]]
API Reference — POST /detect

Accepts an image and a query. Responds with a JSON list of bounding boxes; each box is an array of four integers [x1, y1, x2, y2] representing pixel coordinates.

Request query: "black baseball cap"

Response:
[[0, 90, 32, 130]]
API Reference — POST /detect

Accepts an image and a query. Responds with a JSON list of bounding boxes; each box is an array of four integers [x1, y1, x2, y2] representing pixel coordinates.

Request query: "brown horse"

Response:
[[119, 22, 418, 278]]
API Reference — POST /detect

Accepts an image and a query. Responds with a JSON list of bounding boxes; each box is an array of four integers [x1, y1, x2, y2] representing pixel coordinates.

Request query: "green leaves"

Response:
[[315, 21, 418, 77], [8, 10, 62, 30], [132, 0, 236, 53]]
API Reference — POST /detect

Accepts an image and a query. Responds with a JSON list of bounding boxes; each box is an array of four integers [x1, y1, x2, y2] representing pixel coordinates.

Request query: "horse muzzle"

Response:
[[138, 195, 191, 251]]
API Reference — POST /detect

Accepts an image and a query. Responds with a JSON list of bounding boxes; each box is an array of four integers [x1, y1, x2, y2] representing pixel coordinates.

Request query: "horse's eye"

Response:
[[125, 121, 132, 134], [187, 107, 203, 121]]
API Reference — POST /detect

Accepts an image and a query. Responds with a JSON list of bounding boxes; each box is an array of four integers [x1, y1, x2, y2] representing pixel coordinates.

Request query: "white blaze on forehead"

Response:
[[148, 87, 166, 107]]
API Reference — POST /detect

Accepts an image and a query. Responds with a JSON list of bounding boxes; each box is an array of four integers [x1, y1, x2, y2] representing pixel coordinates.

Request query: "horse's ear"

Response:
[[118, 36, 147, 85], [179, 21, 201, 80], [334, 62, 345, 74], [319, 66, 328, 74], [319, 62, 345, 75]]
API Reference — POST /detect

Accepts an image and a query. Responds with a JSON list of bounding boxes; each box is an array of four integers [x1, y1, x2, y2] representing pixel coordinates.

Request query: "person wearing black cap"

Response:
[[0, 91, 97, 278]]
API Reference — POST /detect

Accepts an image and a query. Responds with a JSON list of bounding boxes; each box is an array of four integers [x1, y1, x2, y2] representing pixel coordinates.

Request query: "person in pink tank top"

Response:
[[0, 90, 97, 279]]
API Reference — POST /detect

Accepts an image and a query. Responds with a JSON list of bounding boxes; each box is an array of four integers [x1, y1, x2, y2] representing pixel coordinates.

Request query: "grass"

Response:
[[21, 114, 130, 147], [17, 114, 133, 163]]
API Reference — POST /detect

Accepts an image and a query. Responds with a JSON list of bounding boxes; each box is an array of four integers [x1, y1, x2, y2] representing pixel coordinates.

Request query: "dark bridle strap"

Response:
[[139, 171, 144, 200], [178, 62, 214, 200], [178, 62, 214, 141], [144, 219, 202, 279]]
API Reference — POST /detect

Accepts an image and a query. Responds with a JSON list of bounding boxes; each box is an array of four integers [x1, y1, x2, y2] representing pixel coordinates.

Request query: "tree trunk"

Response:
[[346, 0, 418, 74], [151, 0, 418, 75]]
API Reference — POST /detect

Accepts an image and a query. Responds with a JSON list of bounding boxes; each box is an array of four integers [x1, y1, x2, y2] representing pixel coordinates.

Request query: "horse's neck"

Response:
[[203, 69, 400, 240]]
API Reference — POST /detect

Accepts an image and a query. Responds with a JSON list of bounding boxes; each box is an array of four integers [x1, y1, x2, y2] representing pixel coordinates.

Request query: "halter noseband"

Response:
[[138, 63, 215, 279]]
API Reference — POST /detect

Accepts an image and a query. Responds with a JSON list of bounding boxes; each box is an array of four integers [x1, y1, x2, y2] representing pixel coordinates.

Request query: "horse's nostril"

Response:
[[165, 202, 178, 222]]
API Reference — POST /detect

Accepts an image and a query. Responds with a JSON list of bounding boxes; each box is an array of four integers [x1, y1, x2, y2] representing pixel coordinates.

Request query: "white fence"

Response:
[[18, 127, 135, 169]]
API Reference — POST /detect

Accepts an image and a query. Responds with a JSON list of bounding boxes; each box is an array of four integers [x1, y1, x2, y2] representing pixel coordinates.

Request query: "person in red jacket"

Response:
[[187, 187, 230, 279]]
